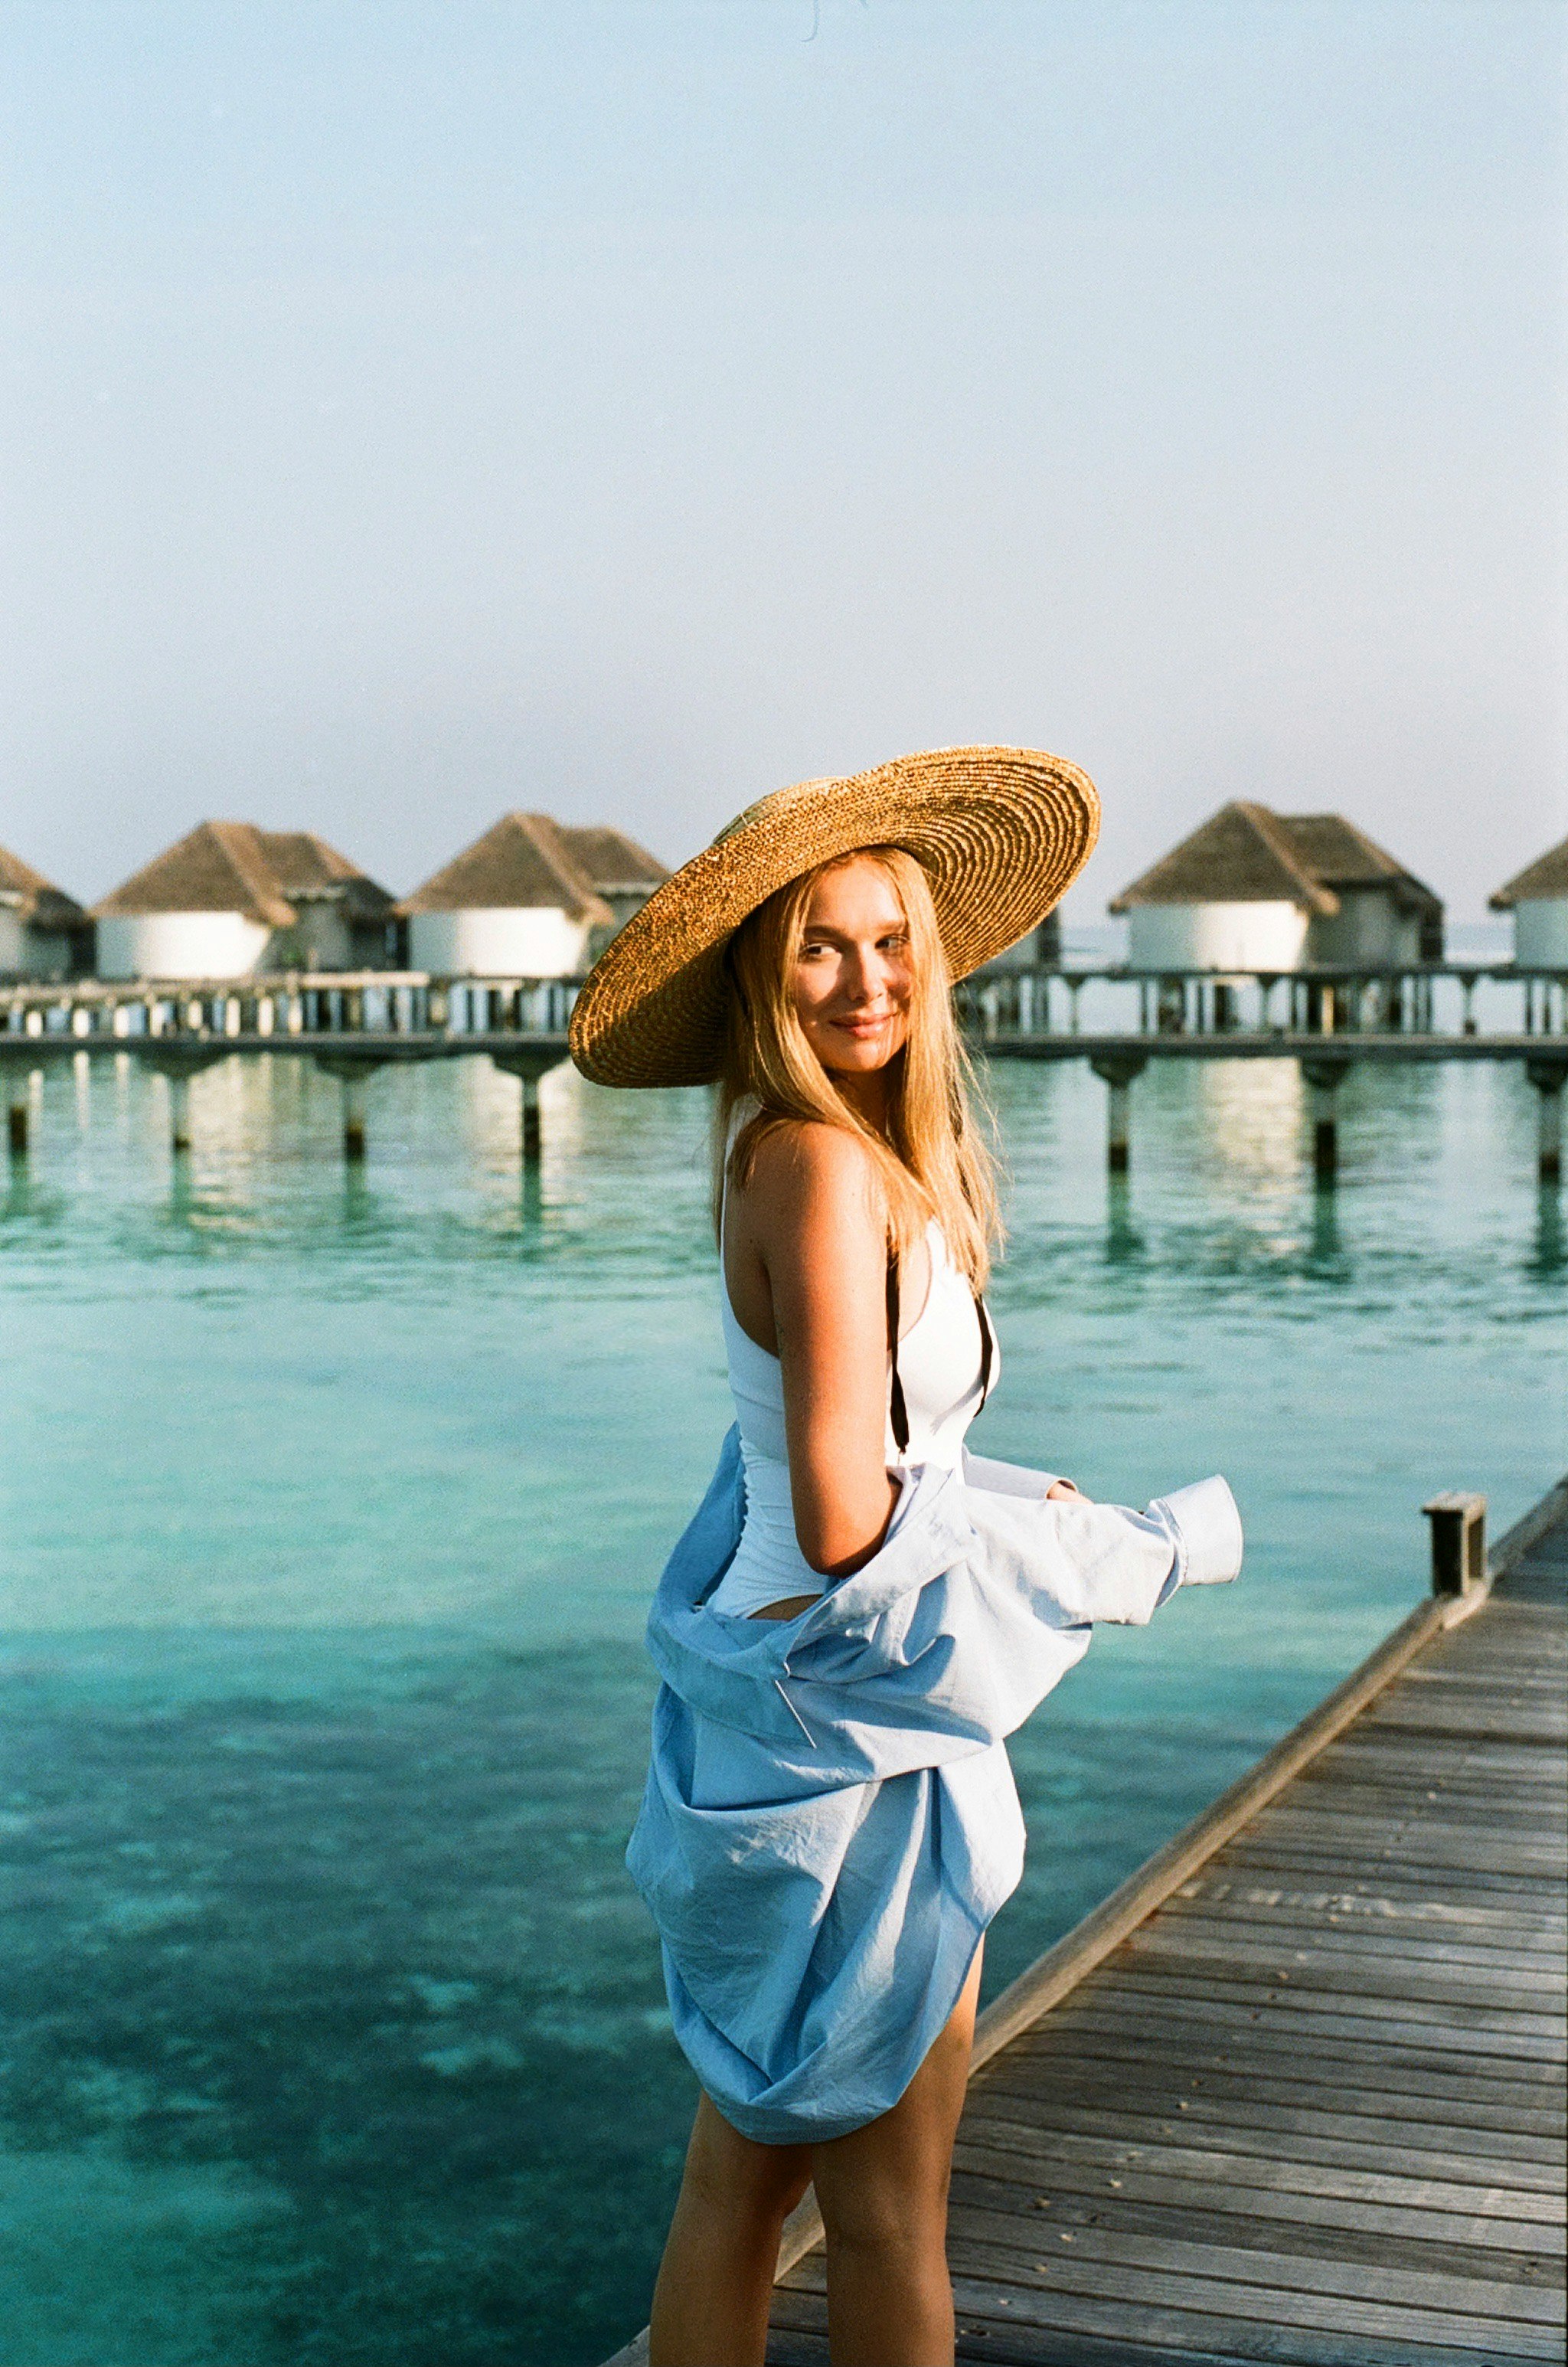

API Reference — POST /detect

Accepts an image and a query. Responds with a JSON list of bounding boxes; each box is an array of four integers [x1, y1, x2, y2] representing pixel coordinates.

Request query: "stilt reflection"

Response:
[[1104, 1175, 1144, 1263]]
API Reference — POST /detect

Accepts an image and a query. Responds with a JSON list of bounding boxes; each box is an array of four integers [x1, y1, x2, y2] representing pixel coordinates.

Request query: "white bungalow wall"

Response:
[[1514, 898, 1568, 966], [1127, 901, 1310, 971], [266, 905, 355, 973], [96, 911, 274, 980], [406, 907, 593, 977], [1306, 891, 1423, 966], [0, 908, 25, 976]]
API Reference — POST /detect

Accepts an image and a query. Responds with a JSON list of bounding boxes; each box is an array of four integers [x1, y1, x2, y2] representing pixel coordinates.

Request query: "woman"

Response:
[[570, 749, 1241, 2367]]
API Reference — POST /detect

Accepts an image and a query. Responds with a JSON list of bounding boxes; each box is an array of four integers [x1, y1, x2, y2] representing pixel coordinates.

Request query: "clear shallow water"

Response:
[[2, 1048, 1563, 2365]]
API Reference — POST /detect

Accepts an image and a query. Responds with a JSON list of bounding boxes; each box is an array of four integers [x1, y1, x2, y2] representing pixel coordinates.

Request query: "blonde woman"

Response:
[[570, 750, 1242, 2367]]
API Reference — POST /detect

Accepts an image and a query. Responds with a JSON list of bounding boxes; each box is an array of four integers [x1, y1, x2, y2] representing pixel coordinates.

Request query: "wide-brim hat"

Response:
[[568, 744, 1099, 1089]]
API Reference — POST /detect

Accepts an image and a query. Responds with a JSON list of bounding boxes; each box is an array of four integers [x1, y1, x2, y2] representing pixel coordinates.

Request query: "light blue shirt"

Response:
[[629, 1429, 1242, 2144]]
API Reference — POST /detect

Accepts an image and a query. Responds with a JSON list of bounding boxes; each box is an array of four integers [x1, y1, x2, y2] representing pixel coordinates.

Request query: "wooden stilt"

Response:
[[1300, 1056, 1352, 1182], [1089, 1054, 1148, 1174], [1527, 1058, 1566, 1185]]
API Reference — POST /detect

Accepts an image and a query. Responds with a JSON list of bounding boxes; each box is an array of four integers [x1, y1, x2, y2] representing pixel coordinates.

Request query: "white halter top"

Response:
[[707, 1221, 998, 1618]]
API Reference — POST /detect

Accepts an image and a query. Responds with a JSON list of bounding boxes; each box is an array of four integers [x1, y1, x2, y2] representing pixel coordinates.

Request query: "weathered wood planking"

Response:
[[762, 1480, 1566, 2367]]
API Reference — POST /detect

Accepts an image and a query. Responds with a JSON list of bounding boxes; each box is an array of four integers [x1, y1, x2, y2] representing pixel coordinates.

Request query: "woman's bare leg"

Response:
[[647, 2093, 811, 2367], [808, 1944, 983, 2367]]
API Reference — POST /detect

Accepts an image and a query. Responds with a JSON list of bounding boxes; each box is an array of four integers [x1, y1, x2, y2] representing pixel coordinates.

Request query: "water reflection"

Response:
[[1305, 1184, 1347, 1278], [1103, 1175, 1145, 1264], [1192, 1058, 1304, 1192], [1534, 1186, 1564, 1277]]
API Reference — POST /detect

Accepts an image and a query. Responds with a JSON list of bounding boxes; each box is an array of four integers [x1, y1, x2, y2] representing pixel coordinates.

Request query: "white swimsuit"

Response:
[[707, 1221, 999, 1618]]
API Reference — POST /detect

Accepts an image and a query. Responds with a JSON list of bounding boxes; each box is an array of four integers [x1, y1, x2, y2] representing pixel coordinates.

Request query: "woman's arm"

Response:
[[740, 1123, 900, 1581]]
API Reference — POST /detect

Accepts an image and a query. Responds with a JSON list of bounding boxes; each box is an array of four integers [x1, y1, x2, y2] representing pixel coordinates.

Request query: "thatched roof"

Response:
[[92, 822, 392, 925], [1109, 801, 1441, 917], [397, 813, 613, 926], [1490, 835, 1568, 909], [252, 830, 394, 920], [0, 843, 85, 931], [1109, 803, 1337, 914], [558, 825, 668, 897], [1277, 813, 1442, 916]]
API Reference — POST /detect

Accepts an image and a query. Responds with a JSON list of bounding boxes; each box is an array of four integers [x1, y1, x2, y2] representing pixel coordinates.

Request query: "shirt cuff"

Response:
[[1149, 1476, 1243, 1591]]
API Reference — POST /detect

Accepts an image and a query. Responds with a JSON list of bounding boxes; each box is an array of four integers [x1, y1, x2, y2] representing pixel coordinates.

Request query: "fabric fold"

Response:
[[629, 1426, 1241, 2143]]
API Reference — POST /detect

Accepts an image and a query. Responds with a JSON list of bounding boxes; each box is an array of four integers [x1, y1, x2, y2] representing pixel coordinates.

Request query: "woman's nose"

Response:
[[841, 946, 891, 1004]]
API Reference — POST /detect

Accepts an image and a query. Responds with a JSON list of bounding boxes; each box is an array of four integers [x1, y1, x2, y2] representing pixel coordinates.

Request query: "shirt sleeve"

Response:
[[1146, 1476, 1244, 1604]]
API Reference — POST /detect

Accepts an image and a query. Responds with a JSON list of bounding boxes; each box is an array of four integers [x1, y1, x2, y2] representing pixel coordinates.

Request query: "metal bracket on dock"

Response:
[[1422, 1489, 1488, 1599]]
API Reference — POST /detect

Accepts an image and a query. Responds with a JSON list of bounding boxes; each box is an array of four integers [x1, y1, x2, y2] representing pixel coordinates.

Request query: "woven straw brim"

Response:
[[567, 745, 1099, 1090]]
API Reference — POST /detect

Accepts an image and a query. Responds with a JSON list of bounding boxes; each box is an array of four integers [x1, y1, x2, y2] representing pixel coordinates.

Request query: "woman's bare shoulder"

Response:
[[740, 1120, 884, 1231]]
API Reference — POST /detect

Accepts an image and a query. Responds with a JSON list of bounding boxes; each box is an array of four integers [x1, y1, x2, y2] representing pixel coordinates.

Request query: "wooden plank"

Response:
[[1397, 1660, 1567, 1683], [988, 2040, 1564, 2136], [1356, 1703, 1566, 1741], [1237, 1819, 1565, 1872], [1081, 1951, 1567, 2022], [1073, 1973, 1566, 2055], [1034, 2003, 1566, 2088], [958, 2094, 1563, 2193], [1252, 1793, 1566, 1837], [944, 2197, 1568, 2316], [1116, 1927, 1563, 2011], [949, 2135, 1564, 2256], [1213, 1844, 1566, 1898], [1004, 2015, 1566, 2096], [1282, 1780, 1566, 1826], [770, 2290, 1256, 2367], [1155, 1906, 1566, 1968], [956, 2111, 1566, 2224], [1168, 1877, 1567, 1940], [1177, 1884, 1567, 1937], [947, 2189, 1566, 2291], [1217, 1833, 1565, 1879], [1121, 1915, 1566, 1986], [776, 2264, 1568, 2367], [1283, 1790, 1562, 1828], [937, 2246, 1568, 2356], [970, 2071, 1565, 2166], [1298, 1755, 1566, 1796]]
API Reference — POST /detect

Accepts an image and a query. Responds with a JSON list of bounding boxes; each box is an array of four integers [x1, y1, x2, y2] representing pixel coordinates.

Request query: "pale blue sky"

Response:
[[3, 1, 1563, 919]]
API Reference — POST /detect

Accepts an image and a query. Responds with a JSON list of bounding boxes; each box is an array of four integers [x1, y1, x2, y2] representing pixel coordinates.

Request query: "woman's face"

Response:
[[791, 856, 913, 1077]]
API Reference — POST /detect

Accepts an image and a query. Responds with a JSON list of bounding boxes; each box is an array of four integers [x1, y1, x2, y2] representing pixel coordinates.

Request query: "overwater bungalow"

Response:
[[1490, 834, 1568, 966], [397, 813, 665, 976], [92, 822, 397, 979], [975, 906, 1061, 973], [0, 844, 90, 979], [1109, 801, 1445, 969], [556, 826, 669, 940]]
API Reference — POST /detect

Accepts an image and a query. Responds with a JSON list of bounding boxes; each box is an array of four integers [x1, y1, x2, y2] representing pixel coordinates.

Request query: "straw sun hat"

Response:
[[567, 744, 1099, 1090]]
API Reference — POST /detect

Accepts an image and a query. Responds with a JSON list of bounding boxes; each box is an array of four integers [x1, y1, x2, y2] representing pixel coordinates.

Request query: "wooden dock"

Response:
[[605, 1479, 1566, 2365]]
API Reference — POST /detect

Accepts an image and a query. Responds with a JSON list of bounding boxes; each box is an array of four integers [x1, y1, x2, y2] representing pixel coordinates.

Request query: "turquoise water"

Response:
[[2, 1047, 1563, 2365]]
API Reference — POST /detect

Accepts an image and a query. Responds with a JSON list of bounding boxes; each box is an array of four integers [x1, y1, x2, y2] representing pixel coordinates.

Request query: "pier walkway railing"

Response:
[[2, 963, 1564, 1179]]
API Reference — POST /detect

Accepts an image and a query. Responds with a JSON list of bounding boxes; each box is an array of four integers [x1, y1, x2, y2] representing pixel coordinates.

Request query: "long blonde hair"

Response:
[[713, 846, 1001, 1286]]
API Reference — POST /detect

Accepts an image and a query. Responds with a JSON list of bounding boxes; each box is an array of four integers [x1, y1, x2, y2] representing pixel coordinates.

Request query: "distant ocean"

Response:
[[2, 1041, 1561, 2365]]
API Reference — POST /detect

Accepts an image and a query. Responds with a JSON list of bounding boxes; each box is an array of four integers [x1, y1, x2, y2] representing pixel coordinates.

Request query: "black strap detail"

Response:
[[887, 1253, 994, 1457], [886, 1255, 910, 1455]]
